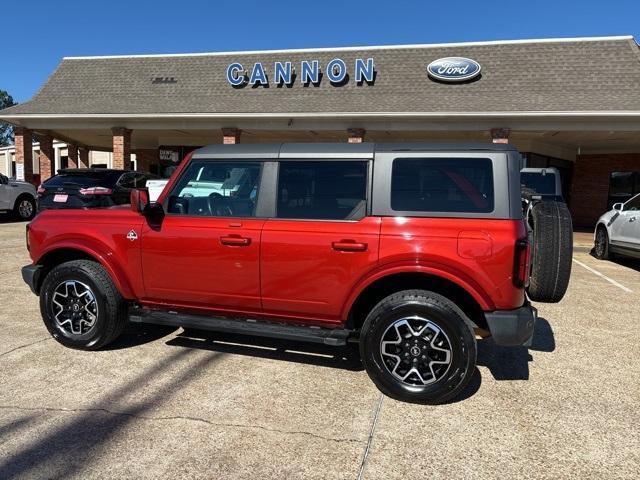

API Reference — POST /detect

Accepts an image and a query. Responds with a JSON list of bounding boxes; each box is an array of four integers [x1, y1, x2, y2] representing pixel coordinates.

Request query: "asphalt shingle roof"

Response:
[[2, 36, 640, 116]]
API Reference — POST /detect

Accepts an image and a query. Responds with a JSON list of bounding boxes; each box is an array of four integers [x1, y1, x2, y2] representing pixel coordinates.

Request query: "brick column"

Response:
[[347, 128, 366, 143], [222, 128, 241, 144], [78, 147, 89, 168], [67, 144, 78, 168], [39, 134, 54, 181], [112, 127, 132, 169], [490, 128, 510, 144], [14, 127, 34, 182]]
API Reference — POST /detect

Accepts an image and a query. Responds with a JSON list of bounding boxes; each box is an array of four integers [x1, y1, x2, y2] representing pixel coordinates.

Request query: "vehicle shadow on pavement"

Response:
[[102, 323, 179, 350], [476, 317, 555, 381], [0, 213, 26, 224], [0, 348, 224, 479], [588, 251, 640, 273], [167, 329, 364, 372]]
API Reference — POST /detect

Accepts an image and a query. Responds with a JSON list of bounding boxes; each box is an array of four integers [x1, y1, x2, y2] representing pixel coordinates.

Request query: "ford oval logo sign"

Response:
[[427, 57, 481, 82]]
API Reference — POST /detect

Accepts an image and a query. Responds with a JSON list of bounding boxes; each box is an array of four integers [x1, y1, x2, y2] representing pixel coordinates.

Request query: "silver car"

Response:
[[594, 193, 640, 260]]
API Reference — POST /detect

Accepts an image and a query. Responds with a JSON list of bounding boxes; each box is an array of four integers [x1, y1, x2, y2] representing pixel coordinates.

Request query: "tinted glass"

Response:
[[167, 161, 261, 217], [625, 194, 640, 211], [277, 161, 367, 220], [521, 172, 557, 195], [391, 158, 494, 213], [117, 173, 137, 188], [43, 171, 122, 188]]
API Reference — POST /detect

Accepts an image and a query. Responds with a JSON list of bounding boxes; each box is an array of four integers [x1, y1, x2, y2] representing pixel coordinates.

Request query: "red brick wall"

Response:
[[134, 149, 158, 172], [570, 153, 640, 227]]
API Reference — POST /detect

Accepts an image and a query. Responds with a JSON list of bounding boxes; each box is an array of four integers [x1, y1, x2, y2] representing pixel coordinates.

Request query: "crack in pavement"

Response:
[[356, 393, 384, 480], [0, 404, 362, 444], [0, 338, 51, 358]]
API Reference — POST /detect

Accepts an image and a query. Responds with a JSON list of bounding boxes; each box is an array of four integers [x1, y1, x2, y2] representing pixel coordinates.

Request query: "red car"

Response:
[[22, 143, 572, 404]]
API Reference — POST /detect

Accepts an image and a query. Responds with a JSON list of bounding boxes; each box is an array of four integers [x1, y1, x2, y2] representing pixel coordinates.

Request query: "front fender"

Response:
[[35, 239, 136, 299]]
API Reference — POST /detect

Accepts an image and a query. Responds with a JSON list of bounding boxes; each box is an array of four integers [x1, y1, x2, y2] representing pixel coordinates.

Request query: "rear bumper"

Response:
[[21, 264, 42, 295], [485, 303, 537, 347]]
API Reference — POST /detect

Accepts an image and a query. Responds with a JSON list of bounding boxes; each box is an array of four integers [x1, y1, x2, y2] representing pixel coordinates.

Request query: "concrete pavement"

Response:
[[0, 216, 638, 479]]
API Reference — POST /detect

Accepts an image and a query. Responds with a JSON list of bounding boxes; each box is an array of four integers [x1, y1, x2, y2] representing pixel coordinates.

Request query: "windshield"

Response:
[[43, 172, 122, 188], [521, 172, 557, 195]]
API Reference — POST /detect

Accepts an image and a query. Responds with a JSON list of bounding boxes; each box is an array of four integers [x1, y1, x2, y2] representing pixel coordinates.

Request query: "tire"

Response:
[[13, 194, 36, 221], [39, 260, 128, 350], [527, 200, 573, 303], [594, 226, 610, 260], [360, 290, 476, 404]]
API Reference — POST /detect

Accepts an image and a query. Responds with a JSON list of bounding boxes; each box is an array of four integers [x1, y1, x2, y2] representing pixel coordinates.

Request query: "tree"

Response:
[[0, 90, 17, 147]]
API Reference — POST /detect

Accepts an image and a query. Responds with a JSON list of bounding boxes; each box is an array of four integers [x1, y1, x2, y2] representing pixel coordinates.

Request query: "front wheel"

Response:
[[594, 226, 610, 260], [39, 260, 127, 350], [360, 290, 476, 404]]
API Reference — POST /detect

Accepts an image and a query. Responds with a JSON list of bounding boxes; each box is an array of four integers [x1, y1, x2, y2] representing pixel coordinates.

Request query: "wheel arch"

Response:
[[344, 270, 490, 332], [34, 245, 134, 299]]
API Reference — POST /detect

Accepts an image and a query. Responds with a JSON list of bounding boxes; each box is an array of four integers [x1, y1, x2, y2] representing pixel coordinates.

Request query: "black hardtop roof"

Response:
[[191, 142, 517, 160]]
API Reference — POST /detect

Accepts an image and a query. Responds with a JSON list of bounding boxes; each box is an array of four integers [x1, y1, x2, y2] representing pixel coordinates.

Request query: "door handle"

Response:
[[332, 240, 368, 252], [630, 217, 637, 222], [220, 235, 251, 246]]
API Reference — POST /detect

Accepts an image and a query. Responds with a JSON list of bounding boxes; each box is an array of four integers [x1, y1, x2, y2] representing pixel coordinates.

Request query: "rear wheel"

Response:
[[39, 260, 127, 350], [13, 195, 36, 221], [360, 290, 476, 404], [594, 226, 610, 260]]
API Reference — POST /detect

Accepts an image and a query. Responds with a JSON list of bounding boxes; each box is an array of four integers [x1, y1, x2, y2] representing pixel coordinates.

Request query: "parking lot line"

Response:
[[572, 257, 633, 293]]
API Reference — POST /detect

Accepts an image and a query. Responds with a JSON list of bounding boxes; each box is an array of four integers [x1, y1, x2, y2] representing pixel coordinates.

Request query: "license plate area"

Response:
[[53, 194, 68, 203]]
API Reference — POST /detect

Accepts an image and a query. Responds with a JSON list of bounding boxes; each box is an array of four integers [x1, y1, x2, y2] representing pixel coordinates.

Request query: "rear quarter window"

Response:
[[391, 158, 494, 213]]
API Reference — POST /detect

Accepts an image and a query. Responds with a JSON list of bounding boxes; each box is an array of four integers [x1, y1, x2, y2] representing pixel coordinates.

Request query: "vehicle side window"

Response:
[[0, 174, 7, 185], [277, 161, 368, 220], [391, 158, 494, 213], [167, 161, 262, 217], [625, 195, 640, 211], [118, 173, 137, 189]]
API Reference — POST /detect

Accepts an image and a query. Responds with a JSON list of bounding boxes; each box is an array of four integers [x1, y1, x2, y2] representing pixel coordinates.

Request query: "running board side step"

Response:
[[129, 309, 351, 346]]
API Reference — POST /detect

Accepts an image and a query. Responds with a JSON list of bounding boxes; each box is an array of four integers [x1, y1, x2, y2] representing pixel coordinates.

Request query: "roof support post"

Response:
[[222, 128, 241, 144], [112, 127, 132, 170], [347, 128, 366, 143], [14, 127, 34, 183], [38, 134, 54, 181], [491, 128, 510, 144], [78, 147, 89, 169], [67, 143, 78, 168]]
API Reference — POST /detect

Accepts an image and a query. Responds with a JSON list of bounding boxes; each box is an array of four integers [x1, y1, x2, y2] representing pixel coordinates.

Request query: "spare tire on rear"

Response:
[[527, 200, 573, 303]]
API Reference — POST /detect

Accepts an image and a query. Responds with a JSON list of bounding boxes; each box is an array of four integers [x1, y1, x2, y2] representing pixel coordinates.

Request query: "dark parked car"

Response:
[[38, 169, 158, 211]]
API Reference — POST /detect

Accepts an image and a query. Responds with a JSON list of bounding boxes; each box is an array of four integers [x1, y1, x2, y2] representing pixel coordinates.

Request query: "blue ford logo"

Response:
[[427, 57, 481, 82]]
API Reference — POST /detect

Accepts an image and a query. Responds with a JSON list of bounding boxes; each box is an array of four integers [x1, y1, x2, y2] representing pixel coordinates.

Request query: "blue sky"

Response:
[[2, 0, 639, 103]]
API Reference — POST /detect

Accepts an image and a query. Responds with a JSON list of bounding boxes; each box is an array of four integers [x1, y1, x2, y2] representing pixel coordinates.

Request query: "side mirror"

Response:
[[613, 203, 624, 212], [130, 188, 150, 213]]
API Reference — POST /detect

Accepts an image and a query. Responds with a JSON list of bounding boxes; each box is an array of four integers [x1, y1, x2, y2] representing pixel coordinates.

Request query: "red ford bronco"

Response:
[[22, 143, 572, 404]]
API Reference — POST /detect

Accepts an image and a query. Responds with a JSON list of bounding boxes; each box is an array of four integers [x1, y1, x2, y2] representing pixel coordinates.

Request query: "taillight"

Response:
[[37, 184, 45, 195], [25, 224, 30, 252], [513, 239, 531, 288], [79, 187, 113, 195]]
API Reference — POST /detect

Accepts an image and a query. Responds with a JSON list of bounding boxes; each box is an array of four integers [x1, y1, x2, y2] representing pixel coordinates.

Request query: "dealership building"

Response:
[[1, 35, 639, 226]]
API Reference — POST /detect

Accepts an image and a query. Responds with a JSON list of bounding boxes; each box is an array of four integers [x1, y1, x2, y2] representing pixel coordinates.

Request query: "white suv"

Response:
[[594, 193, 640, 260], [0, 173, 37, 220]]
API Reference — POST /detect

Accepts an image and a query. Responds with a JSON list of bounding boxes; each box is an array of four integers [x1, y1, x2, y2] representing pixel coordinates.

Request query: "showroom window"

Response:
[[277, 161, 368, 220], [167, 161, 262, 217], [608, 171, 640, 209], [391, 158, 494, 213]]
